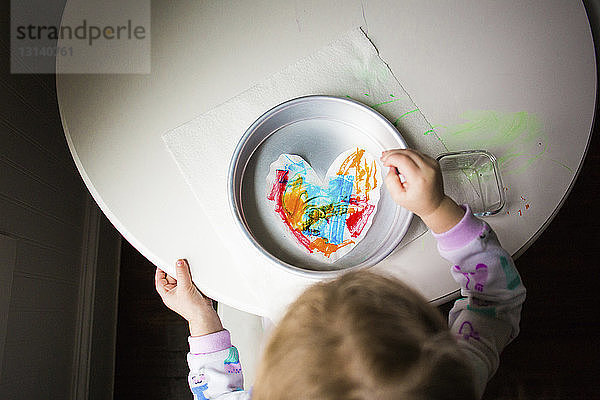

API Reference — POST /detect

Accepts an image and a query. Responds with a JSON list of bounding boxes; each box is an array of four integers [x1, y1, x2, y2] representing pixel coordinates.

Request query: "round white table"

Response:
[[57, 1, 596, 320]]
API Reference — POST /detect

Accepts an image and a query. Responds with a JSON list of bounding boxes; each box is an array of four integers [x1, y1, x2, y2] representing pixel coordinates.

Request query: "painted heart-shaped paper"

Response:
[[266, 148, 381, 262]]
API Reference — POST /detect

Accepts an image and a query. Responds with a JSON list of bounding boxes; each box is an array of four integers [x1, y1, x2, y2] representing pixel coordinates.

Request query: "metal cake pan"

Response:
[[228, 95, 413, 276]]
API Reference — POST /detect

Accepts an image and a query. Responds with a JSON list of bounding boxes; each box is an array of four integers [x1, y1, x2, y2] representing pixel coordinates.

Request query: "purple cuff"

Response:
[[432, 204, 485, 251], [188, 329, 232, 355]]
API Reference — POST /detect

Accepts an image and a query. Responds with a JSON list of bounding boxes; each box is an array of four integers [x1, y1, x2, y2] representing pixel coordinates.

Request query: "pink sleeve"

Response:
[[432, 205, 486, 251], [188, 329, 232, 354]]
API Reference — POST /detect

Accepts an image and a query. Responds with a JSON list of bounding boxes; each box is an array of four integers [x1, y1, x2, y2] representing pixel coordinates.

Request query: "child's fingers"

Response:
[[381, 148, 407, 161], [175, 259, 192, 288], [382, 148, 410, 157], [419, 152, 439, 168], [392, 149, 430, 169], [382, 148, 434, 170], [381, 149, 420, 168], [384, 168, 407, 200], [382, 148, 422, 159], [381, 152, 420, 180], [404, 149, 439, 171], [155, 268, 168, 296], [381, 150, 417, 168], [164, 272, 177, 286]]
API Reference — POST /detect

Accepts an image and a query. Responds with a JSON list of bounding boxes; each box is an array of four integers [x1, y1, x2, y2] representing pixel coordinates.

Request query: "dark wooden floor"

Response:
[[114, 120, 599, 400], [480, 126, 600, 399], [113, 243, 191, 399]]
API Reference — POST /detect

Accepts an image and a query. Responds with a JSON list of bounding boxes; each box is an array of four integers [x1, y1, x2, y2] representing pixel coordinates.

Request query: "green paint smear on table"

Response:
[[435, 110, 572, 175]]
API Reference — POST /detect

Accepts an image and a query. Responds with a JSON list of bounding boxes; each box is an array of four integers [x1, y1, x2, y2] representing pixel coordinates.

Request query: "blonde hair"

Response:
[[253, 270, 476, 400]]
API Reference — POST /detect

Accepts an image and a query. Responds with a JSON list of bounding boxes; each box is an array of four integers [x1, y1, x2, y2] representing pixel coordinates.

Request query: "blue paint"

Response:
[[289, 174, 353, 245], [327, 175, 353, 244], [280, 157, 355, 246], [283, 154, 309, 176]]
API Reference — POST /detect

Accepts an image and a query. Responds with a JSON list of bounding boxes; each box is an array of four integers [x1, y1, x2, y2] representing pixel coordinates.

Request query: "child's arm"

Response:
[[382, 149, 526, 398], [155, 260, 250, 399]]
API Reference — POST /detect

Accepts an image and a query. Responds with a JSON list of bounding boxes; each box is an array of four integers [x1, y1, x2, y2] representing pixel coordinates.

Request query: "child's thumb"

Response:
[[175, 259, 192, 287], [385, 168, 405, 198]]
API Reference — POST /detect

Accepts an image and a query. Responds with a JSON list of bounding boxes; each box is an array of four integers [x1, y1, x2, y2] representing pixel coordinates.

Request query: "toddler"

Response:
[[155, 149, 526, 399]]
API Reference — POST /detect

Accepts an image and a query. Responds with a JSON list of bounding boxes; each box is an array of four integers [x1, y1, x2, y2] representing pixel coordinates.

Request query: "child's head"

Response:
[[253, 270, 476, 400]]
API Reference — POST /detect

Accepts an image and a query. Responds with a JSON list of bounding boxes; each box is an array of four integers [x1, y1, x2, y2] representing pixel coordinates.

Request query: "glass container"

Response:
[[437, 150, 505, 217]]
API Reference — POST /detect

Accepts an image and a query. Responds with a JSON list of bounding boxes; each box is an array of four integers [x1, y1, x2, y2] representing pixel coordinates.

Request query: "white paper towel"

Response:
[[162, 28, 447, 272]]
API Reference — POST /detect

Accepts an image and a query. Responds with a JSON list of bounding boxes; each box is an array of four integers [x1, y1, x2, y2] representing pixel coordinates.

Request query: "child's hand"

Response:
[[381, 149, 465, 233], [155, 259, 223, 336], [381, 149, 444, 217]]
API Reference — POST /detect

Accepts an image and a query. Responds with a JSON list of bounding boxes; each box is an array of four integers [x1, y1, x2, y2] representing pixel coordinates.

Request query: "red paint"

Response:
[[267, 170, 288, 201], [525, 204, 530, 209], [346, 202, 375, 238], [518, 210, 522, 216], [520, 196, 526, 201], [290, 226, 312, 251], [268, 162, 379, 257]]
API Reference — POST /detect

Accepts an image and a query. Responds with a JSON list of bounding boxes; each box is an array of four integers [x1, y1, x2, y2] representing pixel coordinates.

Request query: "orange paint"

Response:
[[309, 237, 354, 257], [268, 149, 380, 259], [281, 176, 309, 231], [336, 148, 378, 200], [280, 175, 352, 234]]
